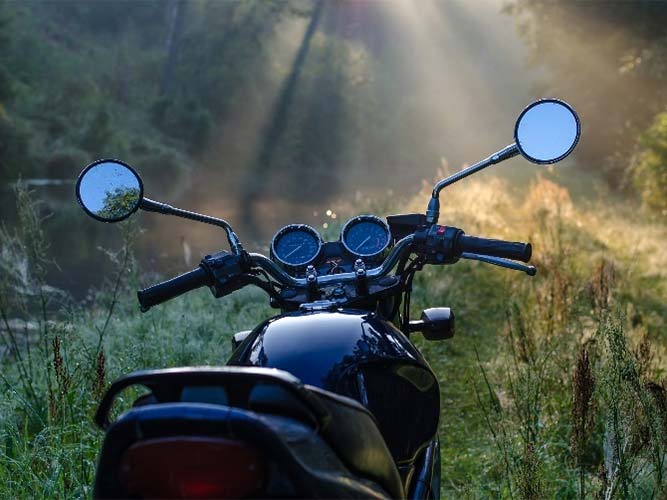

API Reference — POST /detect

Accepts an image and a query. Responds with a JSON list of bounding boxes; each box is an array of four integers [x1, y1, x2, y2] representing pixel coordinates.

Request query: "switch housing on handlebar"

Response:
[[415, 225, 464, 265], [201, 251, 249, 298]]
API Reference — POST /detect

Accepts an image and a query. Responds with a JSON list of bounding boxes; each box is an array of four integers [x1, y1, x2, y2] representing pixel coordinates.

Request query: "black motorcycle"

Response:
[[76, 98, 580, 499]]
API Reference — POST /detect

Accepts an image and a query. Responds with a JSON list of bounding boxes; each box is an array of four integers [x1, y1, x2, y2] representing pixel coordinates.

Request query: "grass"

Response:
[[0, 175, 666, 498], [406, 175, 667, 498]]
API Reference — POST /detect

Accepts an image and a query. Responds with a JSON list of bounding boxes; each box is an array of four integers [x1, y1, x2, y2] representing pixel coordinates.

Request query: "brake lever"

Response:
[[461, 252, 537, 276]]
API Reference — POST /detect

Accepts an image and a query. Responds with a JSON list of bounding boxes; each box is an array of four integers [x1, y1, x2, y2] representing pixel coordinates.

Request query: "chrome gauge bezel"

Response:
[[340, 214, 391, 260], [270, 223, 323, 271]]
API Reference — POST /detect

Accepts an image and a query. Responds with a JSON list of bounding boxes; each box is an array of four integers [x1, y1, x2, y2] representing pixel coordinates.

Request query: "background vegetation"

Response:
[[1, 0, 666, 498]]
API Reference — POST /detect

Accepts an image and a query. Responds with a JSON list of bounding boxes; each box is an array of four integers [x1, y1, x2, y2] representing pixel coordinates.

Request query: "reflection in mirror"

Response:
[[77, 160, 142, 222], [515, 100, 580, 164]]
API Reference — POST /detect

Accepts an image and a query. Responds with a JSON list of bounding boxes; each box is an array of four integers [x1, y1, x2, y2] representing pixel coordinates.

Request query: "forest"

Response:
[[1, 0, 667, 498]]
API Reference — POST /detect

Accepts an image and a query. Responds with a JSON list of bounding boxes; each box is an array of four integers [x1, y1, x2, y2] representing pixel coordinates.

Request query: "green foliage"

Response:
[[0, 186, 273, 497], [0, 1, 182, 177], [0, 2, 30, 177], [80, 109, 114, 155], [633, 111, 667, 214], [404, 176, 667, 498], [0, 1, 14, 104], [0, 116, 29, 176], [42, 1, 165, 39], [0, 0, 468, 205], [504, 0, 667, 188], [43, 149, 90, 179], [150, 97, 213, 154], [1, 172, 667, 498], [0, 0, 361, 190], [96, 187, 141, 221], [1, 2, 666, 497]]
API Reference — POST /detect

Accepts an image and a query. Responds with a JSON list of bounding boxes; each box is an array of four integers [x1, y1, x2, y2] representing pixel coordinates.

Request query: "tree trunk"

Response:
[[161, 0, 186, 96]]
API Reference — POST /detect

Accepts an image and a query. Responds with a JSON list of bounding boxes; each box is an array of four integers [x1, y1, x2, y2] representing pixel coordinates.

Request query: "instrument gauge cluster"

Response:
[[340, 215, 391, 259], [270, 224, 323, 270], [270, 215, 392, 273]]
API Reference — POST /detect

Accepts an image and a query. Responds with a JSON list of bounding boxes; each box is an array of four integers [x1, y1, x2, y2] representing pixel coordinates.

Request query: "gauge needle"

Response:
[[284, 244, 303, 258], [355, 236, 371, 251]]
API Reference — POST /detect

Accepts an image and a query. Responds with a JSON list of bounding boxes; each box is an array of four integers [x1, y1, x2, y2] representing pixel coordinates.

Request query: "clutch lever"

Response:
[[461, 252, 537, 276]]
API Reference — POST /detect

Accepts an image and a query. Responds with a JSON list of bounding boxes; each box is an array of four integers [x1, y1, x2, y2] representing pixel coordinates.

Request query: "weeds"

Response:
[[92, 349, 105, 401], [572, 346, 596, 499], [0, 186, 272, 496], [453, 177, 667, 498], [0, 176, 666, 498], [0, 182, 57, 420]]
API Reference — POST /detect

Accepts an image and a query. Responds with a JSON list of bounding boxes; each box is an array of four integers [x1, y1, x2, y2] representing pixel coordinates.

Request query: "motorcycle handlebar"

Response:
[[456, 234, 532, 263], [137, 266, 211, 312], [135, 228, 533, 310]]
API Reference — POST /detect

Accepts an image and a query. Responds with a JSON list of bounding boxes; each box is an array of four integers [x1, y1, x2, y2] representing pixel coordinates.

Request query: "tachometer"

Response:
[[341, 215, 391, 259], [270, 224, 323, 269]]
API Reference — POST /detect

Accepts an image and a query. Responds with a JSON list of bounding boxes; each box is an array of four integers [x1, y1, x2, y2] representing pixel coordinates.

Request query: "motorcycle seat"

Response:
[[94, 367, 404, 499]]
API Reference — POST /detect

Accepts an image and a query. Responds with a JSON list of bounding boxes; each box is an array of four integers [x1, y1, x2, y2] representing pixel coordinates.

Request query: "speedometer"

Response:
[[270, 224, 323, 269], [341, 215, 391, 259]]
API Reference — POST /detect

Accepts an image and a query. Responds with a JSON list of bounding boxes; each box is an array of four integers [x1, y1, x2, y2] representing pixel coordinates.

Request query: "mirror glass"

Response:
[[76, 160, 142, 222], [515, 99, 580, 164]]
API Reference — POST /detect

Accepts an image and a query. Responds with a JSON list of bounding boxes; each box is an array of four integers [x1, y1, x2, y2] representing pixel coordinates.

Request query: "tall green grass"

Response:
[[407, 176, 667, 498], [1, 177, 666, 498]]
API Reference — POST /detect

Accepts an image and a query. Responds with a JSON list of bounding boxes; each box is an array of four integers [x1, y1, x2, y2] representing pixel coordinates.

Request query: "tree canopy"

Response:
[[505, 0, 667, 195], [2, 0, 667, 212]]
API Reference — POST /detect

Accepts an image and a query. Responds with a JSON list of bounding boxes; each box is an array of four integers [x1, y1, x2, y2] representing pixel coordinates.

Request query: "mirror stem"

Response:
[[140, 198, 244, 254], [425, 143, 519, 224]]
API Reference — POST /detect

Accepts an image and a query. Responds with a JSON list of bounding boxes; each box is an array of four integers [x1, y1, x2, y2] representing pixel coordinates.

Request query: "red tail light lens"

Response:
[[118, 436, 267, 498]]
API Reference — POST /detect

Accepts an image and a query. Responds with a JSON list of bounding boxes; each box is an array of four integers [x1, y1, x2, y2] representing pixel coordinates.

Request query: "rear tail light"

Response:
[[118, 436, 267, 498]]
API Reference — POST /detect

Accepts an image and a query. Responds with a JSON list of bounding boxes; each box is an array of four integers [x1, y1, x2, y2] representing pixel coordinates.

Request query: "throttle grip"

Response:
[[456, 234, 532, 262], [137, 266, 211, 312]]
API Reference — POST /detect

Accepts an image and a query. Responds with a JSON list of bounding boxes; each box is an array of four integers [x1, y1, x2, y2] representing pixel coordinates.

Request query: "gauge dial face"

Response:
[[341, 215, 390, 258], [271, 224, 322, 268]]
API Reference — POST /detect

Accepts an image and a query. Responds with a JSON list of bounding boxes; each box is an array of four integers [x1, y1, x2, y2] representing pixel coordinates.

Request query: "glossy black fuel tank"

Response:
[[228, 309, 439, 464]]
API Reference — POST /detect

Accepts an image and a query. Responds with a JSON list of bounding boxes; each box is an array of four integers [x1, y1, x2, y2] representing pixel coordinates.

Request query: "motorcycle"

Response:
[[75, 98, 580, 499]]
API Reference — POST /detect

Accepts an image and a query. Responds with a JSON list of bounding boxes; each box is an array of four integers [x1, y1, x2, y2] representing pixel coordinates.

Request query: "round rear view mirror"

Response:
[[76, 159, 143, 222], [514, 99, 580, 164]]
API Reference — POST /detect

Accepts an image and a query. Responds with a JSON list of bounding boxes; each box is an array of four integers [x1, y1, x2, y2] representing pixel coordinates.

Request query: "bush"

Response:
[[44, 149, 90, 179], [0, 116, 30, 177], [633, 111, 667, 215]]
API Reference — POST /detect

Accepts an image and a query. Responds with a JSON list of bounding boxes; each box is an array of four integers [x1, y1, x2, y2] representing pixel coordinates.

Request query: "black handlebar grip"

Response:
[[137, 266, 211, 312], [456, 234, 532, 263]]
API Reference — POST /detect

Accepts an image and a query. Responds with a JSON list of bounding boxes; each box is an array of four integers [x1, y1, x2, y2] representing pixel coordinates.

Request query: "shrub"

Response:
[[633, 111, 667, 215], [44, 149, 90, 179]]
